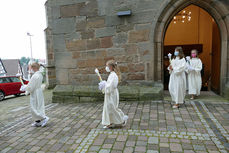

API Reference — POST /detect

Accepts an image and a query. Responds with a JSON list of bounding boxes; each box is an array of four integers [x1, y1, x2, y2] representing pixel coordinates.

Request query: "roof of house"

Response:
[[2, 59, 21, 76], [0, 59, 7, 75]]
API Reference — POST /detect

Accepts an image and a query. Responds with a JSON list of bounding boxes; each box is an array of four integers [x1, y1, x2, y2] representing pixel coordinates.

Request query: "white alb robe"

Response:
[[168, 57, 186, 104], [25, 71, 46, 121], [102, 71, 125, 126], [186, 58, 202, 95]]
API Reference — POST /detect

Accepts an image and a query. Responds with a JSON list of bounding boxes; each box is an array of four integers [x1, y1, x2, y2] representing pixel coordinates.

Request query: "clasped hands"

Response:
[[188, 65, 194, 71], [169, 65, 173, 71], [20, 85, 27, 92], [98, 81, 106, 91]]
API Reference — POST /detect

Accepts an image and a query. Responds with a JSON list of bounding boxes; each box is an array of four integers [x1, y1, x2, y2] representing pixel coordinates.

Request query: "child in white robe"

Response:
[[168, 47, 186, 108], [20, 63, 49, 127], [186, 49, 202, 99], [98, 60, 128, 129]]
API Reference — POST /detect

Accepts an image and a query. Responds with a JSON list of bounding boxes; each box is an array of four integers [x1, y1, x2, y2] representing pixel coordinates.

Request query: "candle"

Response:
[[19, 76, 25, 85], [95, 68, 103, 82], [16, 73, 24, 85], [168, 53, 172, 64], [95, 68, 104, 94], [186, 56, 191, 64]]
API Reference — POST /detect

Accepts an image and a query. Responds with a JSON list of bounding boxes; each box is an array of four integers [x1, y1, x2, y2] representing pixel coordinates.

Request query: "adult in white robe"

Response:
[[186, 58, 202, 97], [168, 57, 186, 106], [100, 71, 127, 128]]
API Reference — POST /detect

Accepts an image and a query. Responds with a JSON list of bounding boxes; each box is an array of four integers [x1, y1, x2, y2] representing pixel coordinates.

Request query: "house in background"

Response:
[[1, 59, 27, 79], [0, 58, 46, 80], [0, 59, 7, 76]]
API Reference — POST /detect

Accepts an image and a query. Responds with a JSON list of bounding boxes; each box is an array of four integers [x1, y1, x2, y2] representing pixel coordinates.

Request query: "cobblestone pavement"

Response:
[[0, 95, 229, 153], [0, 89, 53, 129]]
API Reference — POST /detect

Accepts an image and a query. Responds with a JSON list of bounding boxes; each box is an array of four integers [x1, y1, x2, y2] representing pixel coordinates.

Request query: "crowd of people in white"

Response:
[[19, 47, 202, 128], [168, 47, 202, 108]]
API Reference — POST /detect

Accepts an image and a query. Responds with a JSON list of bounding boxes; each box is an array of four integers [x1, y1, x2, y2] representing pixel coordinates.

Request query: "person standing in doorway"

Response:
[[186, 49, 202, 99], [168, 47, 186, 108]]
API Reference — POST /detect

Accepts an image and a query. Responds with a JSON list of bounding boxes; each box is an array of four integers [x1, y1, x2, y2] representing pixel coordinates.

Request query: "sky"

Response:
[[0, 0, 47, 60]]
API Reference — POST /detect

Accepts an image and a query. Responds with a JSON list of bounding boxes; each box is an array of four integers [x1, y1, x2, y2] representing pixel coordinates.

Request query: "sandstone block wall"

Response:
[[45, 0, 229, 98], [45, 0, 165, 86]]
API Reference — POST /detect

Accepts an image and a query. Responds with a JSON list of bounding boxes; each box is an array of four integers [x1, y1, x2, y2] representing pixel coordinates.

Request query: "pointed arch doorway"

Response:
[[153, 0, 229, 96], [163, 4, 221, 93]]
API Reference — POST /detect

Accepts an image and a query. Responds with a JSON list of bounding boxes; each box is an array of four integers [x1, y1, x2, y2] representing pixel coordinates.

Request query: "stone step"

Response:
[[52, 85, 163, 103]]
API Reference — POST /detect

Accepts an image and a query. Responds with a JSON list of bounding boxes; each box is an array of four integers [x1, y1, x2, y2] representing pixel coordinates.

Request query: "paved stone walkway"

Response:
[[0, 89, 52, 128], [0, 99, 229, 153]]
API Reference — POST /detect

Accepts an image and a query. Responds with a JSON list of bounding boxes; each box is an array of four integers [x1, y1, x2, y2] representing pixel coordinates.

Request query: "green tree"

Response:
[[20, 57, 30, 65]]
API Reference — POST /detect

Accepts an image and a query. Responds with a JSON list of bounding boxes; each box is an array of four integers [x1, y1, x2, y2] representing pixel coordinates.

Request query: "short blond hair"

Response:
[[31, 62, 40, 69]]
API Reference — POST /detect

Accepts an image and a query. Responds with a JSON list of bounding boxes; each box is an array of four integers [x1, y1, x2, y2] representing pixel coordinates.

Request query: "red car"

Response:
[[0, 76, 29, 101]]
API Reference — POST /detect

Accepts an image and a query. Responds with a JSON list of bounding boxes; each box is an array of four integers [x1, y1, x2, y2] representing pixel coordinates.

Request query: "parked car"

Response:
[[0, 76, 29, 101]]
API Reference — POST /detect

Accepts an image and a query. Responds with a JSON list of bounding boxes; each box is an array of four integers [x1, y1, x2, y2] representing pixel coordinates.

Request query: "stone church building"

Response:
[[45, 0, 229, 102]]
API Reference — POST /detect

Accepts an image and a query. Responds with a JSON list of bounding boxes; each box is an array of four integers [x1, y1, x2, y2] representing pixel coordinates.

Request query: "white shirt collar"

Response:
[[175, 56, 180, 60]]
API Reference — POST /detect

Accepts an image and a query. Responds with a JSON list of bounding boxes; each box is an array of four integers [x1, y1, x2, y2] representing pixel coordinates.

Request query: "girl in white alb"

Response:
[[98, 60, 128, 128], [186, 49, 202, 99], [168, 47, 186, 108]]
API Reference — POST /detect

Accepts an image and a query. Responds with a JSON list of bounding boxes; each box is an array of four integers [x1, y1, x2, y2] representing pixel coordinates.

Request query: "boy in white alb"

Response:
[[20, 63, 49, 127]]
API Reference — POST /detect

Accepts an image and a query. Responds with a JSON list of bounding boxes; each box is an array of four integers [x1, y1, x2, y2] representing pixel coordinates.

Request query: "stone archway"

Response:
[[154, 0, 229, 96]]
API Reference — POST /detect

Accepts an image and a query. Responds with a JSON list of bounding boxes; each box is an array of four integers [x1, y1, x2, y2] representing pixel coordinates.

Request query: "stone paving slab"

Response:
[[0, 89, 53, 129], [0, 100, 229, 153]]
